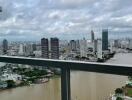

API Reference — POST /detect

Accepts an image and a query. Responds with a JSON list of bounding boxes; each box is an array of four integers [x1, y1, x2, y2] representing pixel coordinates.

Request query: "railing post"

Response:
[[61, 68, 71, 100]]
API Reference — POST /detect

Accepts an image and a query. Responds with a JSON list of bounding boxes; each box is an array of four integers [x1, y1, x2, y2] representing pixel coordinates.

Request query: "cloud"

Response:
[[0, 0, 132, 40], [57, 0, 96, 8]]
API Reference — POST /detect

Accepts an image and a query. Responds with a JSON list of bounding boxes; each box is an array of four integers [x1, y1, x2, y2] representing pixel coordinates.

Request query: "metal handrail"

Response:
[[0, 56, 132, 100], [0, 56, 132, 76]]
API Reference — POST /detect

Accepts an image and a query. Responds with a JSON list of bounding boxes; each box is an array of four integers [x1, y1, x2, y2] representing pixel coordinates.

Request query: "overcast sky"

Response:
[[0, 0, 132, 41]]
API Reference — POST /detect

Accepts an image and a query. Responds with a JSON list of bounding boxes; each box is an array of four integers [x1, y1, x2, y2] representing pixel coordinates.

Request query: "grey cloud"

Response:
[[0, 0, 132, 40]]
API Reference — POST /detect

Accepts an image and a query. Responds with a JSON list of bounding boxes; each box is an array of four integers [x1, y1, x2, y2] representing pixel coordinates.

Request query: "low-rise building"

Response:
[[0, 81, 7, 89], [0, 73, 22, 82]]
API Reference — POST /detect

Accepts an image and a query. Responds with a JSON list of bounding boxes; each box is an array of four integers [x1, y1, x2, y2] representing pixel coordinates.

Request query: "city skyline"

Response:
[[0, 1, 132, 100], [0, 0, 132, 40]]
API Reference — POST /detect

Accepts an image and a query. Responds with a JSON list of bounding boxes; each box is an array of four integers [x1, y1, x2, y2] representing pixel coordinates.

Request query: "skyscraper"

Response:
[[3, 39, 8, 54], [41, 38, 49, 58], [50, 38, 59, 59], [114, 40, 119, 48], [32, 43, 37, 51], [93, 39, 98, 54], [91, 30, 95, 43], [102, 29, 108, 51], [97, 39, 102, 59], [128, 39, 132, 50], [25, 43, 33, 56], [76, 40, 80, 51], [80, 38, 87, 57], [69, 40, 76, 51], [18, 44, 24, 56]]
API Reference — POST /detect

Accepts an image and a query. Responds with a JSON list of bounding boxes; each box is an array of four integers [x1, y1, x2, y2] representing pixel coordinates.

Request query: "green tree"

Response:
[[128, 76, 132, 81], [6, 80, 15, 88], [115, 88, 123, 94], [116, 97, 123, 100]]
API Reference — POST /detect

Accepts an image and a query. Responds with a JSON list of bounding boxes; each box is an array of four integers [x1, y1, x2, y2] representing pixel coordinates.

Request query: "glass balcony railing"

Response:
[[0, 56, 132, 100]]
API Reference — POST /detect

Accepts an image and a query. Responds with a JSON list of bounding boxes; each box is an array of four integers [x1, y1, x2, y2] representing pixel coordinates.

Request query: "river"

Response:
[[0, 53, 132, 100]]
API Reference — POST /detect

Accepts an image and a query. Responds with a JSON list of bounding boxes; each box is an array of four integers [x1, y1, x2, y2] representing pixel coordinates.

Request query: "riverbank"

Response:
[[111, 80, 132, 100], [0, 74, 60, 92], [0, 63, 61, 91]]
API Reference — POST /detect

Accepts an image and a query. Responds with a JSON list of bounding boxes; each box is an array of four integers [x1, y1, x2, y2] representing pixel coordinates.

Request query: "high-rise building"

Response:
[[50, 38, 59, 59], [114, 40, 119, 48], [41, 38, 49, 58], [93, 39, 98, 54], [18, 44, 24, 55], [25, 43, 33, 56], [97, 39, 102, 59], [91, 30, 95, 43], [80, 38, 87, 57], [69, 40, 76, 51], [102, 29, 108, 51], [3, 39, 8, 54], [128, 39, 132, 50], [36, 44, 41, 51], [76, 40, 80, 51], [18, 43, 33, 56], [32, 43, 37, 51]]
